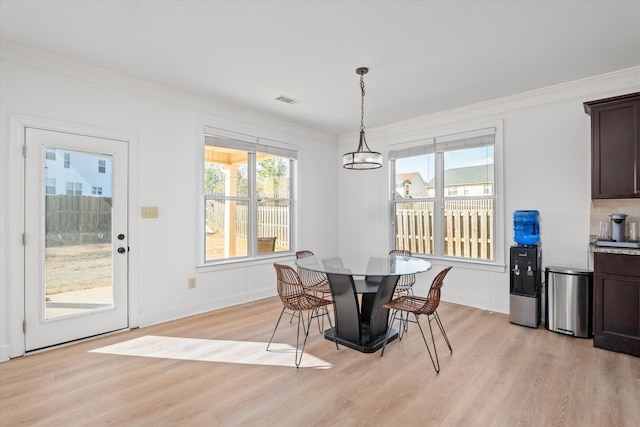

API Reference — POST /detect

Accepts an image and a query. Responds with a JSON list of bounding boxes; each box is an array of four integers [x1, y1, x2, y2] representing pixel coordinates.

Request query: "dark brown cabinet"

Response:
[[593, 253, 640, 357], [584, 92, 640, 199]]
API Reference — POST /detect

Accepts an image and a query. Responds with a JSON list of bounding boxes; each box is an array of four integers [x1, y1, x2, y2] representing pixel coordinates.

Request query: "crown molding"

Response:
[[0, 40, 336, 144]]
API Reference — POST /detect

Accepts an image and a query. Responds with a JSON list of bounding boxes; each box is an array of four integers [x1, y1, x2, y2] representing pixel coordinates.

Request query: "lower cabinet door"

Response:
[[593, 253, 640, 357]]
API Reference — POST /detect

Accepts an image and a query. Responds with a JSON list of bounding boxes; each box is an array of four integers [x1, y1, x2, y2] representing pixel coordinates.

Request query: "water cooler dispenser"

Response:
[[509, 210, 542, 328]]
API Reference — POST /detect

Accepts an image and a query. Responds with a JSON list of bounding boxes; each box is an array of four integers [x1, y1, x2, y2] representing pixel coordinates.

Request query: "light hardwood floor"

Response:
[[1, 297, 639, 426]]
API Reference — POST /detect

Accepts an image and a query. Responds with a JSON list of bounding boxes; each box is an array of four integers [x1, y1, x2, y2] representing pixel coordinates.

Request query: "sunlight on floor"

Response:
[[89, 335, 332, 369]]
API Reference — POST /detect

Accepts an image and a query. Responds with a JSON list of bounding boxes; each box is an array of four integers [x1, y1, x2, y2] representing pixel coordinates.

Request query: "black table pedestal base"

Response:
[[324, 326, 398, 353]]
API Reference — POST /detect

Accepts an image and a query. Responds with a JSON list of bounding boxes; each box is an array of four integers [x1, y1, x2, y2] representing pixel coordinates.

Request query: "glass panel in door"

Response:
[[44, 149, 114, 319]]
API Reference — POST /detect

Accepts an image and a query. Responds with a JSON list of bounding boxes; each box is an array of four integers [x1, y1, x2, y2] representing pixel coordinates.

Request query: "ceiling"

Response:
[[1, 0, 639, 135]]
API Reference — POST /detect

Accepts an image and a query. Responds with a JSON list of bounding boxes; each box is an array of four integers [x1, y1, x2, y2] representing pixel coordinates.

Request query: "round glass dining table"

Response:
[[296, 254, 431, 353]]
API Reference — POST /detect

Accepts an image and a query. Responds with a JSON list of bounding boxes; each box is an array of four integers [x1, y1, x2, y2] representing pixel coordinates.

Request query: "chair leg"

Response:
[[432, 310, 452, 353], [271, 305, 337, 368], [380, 309, 399, 357], [294, 309, 313, 368], [415, 313, 440, 374], [266, 306, 287, 351], [314, 304, 326, 334], [308, 304, 339, 350], [267, 306, 309, 359], [315, 306, 323, 333], [317, 292, 333, 333], [405, 289, 413, 334], [394, 290, 412, 339], [397, 311, 409, 340], [288, 307, 307, 333]]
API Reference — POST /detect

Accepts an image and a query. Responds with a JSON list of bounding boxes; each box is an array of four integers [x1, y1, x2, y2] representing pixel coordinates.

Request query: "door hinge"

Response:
[[22, 233, 26, 246], [23, 320, 26, 334], [23, 145, 27, 158]]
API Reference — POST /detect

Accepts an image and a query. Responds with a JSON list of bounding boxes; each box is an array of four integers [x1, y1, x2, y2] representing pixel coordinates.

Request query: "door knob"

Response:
[[117, 247, 126, 254]]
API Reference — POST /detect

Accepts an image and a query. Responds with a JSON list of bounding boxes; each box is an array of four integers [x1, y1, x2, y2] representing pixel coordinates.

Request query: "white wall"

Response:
[[0, 44, 339, 360], [338, 68, 640, 312]]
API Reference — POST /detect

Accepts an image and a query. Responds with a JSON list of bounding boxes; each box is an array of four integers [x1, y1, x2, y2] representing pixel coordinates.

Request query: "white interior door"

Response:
[[24, 128, 129, 351]]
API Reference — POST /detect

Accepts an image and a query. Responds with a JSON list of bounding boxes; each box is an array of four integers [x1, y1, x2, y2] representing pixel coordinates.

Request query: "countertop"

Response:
[[589, 243, 640, 256]]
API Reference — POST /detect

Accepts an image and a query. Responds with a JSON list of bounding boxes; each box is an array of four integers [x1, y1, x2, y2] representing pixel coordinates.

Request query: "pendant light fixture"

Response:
[[342, 67, 382, 170]]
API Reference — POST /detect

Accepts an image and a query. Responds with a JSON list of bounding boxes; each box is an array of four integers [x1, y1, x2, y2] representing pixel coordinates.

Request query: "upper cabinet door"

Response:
[[585, 92, 640, 199]]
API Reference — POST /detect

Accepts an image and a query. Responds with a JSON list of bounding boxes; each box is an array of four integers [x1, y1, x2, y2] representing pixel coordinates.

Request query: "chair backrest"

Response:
[[258, 237, 277, 253], [389, 249, 415, 288], [296, 250, 314, 259], [389, 249, 411, 257], [421, 266, 452, 315], [273, 263, 308, 310], [295, 250, 328, 288]]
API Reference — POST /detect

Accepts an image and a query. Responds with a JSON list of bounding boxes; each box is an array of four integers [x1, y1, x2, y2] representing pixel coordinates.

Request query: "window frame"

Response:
[[199, 127, 298, 267], [389, 123, 504, 268]]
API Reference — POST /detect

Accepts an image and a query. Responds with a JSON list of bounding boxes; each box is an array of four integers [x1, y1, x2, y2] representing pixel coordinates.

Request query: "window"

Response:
[[98, 159, 106, 173], [45, 178, 56, 195], [203, 129, 296, 263], [64, 152, 70, 168], [45, 148, 56, 161], [390, 127, 497, 262], [92, 186, 103, 195], [66, 182, 82, 196]]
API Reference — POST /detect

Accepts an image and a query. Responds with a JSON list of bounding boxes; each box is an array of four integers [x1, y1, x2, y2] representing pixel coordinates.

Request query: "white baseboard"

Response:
[[0, 343, 11, 362], [443, 294, 509, 315], [137, 288, 276, 328]]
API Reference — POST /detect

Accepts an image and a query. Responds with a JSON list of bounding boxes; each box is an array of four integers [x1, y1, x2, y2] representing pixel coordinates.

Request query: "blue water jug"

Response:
[[514, 210, 540, 245]]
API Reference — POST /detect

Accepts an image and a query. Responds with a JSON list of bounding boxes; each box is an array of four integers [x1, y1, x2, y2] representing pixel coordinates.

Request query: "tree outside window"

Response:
[[203, 133, 295, 263]]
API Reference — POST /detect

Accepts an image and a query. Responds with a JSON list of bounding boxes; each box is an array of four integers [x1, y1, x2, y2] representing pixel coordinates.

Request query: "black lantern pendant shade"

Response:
[[343, 67, 382, 170]]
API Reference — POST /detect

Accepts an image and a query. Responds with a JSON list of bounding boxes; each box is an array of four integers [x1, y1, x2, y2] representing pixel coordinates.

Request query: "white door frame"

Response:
[[9, 115, 140, 358]]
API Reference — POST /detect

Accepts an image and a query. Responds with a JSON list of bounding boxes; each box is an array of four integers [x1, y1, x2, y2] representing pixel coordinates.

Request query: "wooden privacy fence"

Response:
[[206, 200, 290, 248], [45, 195, 112, 244], [396, 199, 494, 260], [208, 199, 492, 259]]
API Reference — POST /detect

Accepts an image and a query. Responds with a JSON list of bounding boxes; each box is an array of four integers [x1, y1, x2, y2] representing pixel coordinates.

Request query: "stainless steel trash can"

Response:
[[545, 267, 593, 338]]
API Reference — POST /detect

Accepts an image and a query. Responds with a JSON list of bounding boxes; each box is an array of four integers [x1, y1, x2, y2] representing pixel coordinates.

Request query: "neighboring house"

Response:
[[425, 164, 494, 197], [45, 148, 112, 197], [395, 172, 429, 198], [397, 165, 494, 200]]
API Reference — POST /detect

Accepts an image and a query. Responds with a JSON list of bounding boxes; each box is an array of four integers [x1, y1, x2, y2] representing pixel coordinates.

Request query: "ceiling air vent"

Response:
[[276, 95, 301, 105]]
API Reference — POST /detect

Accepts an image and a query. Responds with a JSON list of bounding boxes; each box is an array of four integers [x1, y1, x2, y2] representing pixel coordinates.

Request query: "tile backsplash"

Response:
[[590, 199, 640, 240]]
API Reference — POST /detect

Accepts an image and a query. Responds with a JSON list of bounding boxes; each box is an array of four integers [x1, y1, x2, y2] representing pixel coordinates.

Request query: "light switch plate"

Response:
[[141, 207, 159, 218]]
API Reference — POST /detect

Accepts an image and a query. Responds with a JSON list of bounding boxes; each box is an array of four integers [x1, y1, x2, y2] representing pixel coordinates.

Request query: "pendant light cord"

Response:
[[360, 72, 366, 132]]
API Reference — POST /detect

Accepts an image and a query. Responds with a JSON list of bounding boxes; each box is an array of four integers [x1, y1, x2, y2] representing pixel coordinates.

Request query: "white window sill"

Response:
[[196, 252, 295, 273]]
